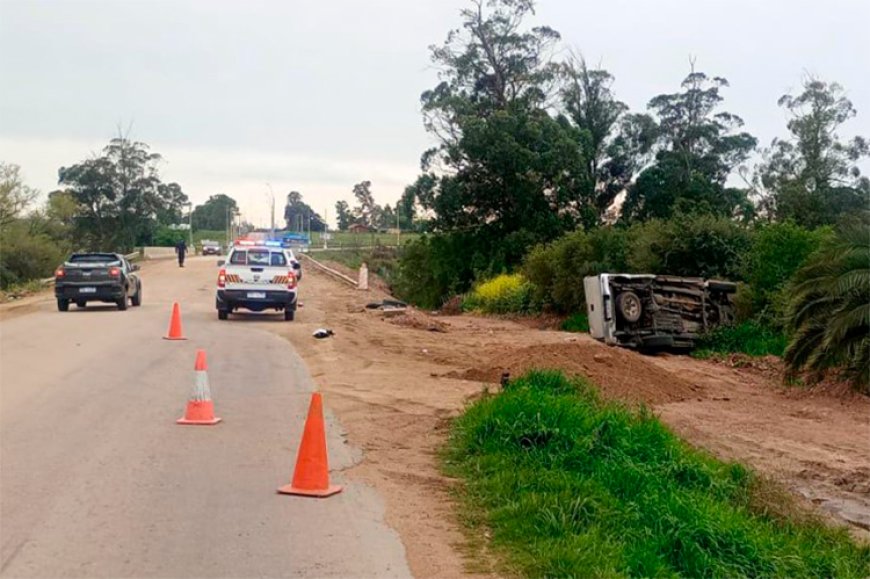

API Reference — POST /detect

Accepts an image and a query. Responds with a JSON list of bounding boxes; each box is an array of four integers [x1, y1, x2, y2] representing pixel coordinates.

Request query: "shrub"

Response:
[[784, 221, 870, 392], [153, 226, 187, 247], [523, 227, 628, 313], [0, 225, 67, 289], [694, 321, 788, 358], [627, 214, 752, 280], [742, 221, 831, 324], [445, 370, 870, 577], [463, 273, 533, 314]]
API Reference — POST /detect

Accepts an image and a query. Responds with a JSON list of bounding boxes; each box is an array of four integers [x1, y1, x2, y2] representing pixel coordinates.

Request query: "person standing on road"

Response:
[[175, 238, 187, 268]]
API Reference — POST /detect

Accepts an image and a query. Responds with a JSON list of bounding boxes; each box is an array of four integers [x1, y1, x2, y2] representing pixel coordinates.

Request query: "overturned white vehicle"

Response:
[[584, 274, 737, 351]]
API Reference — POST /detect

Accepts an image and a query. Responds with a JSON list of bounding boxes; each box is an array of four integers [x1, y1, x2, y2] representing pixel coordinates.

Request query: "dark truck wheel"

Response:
[[57, 299, 70, 312], [117, 296, 128, 311], [131, 284, 142, 306], [616, 291, 642, 323], [217, 309, 229, 320], [284, 309, 295, 321]]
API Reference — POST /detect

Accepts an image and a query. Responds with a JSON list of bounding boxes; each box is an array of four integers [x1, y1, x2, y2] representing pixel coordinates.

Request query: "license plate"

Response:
[[247, 292, 266, 299], [79, 287, 97, 294]]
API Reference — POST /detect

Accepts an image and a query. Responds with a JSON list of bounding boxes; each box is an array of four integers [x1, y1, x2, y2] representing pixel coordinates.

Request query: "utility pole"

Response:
[[396, 205, 400, 247], [266, 183, 276, 237], [188, 202, 194, 252]]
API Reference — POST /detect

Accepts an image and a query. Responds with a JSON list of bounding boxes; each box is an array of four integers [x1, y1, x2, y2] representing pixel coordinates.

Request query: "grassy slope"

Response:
[[444, 371, 869, 578]]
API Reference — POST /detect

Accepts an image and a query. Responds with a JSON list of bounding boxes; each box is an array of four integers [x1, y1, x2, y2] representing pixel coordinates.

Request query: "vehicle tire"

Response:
[[217, 309, 229, 320], [616, 291, 642, 323], [131, 284, 142, 306], [75, 301, 86, 308], [284, 309, 295, 321], [117, 296, 128, 311], [57, 299, 70, 312]]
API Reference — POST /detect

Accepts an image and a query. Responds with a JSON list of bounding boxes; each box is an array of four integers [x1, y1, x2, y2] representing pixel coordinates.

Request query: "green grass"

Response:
[[310, 231, 420, 248], [315, 247, 400, 286], [694, 321, 788, 359], [561, 312, 590, 333], [443, 370, 869, 578]]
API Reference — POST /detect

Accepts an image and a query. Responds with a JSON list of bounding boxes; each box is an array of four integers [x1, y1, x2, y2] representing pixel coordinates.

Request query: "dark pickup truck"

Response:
[[55, 253, 142, 311]]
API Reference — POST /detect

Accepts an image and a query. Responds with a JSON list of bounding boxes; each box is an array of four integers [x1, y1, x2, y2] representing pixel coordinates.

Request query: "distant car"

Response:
[[216, 242, 298, 321], [201, 240, 222, 256], [55, 253, 142, 311], [584, 273, 736, 351]]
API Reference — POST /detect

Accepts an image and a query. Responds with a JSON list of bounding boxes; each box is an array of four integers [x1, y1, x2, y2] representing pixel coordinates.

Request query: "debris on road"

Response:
[[313, 328, 335, 339]]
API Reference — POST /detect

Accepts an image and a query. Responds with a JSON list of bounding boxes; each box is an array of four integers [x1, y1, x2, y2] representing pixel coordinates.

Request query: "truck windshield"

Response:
[[229, 249, 286, 266]]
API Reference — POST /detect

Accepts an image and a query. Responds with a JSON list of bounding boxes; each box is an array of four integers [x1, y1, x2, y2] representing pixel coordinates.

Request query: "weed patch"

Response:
[[443, 370, 869, 577], [694, 321, 787, 359], [561, 313, 589, 333]]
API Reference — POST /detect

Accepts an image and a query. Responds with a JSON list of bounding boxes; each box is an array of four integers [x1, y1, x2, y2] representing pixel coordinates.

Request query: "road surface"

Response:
[[0, 257, 412, 578]]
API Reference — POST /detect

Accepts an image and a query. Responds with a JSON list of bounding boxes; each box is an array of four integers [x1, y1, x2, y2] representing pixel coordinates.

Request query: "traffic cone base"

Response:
[[277, 483, 342, 498], [177, 401, 222, 425]]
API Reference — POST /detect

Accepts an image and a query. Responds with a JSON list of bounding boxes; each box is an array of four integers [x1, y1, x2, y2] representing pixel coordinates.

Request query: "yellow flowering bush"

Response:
[[464, 273, 533, 314]]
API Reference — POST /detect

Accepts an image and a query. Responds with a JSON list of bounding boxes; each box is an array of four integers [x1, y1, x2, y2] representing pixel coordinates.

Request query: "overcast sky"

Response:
[[2, 0, 868, 228]]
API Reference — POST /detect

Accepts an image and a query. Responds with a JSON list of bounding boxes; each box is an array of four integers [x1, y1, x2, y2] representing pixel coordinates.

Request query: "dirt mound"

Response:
[[388, 309, 449, 333], [438, 295, 463, 316], [450, 342, 705, 405]]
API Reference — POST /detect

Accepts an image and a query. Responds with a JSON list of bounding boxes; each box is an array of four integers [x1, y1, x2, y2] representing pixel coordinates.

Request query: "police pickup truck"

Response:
[[216, 240, 300, 321]]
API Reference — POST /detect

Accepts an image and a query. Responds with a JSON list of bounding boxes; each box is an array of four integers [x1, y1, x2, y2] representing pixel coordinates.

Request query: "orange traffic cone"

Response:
[[277, 393, 342, 497], [163, 302, 186, 340], [177, 350, 221, 425]]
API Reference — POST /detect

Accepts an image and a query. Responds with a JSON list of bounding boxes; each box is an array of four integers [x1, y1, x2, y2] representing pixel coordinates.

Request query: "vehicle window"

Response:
[[70, 254, 120, 264], [248, 250, 270, 266], [270, 252, 287, 266], [230, 251, 247, 265]]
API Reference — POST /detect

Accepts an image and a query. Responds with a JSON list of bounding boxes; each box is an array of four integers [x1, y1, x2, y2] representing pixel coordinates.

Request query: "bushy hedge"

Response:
[[462, 273, 533, 314], [0, 221, 68, 289]]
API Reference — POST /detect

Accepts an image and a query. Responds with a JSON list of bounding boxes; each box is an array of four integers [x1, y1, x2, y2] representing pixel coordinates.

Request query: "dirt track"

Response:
[[261, 260, 869, 576]]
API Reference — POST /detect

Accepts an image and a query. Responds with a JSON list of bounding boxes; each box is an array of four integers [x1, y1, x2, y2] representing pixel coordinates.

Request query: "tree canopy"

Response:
[[192, 193, 238, 231], [57, 138, 189, 250], [283, 191, 325, 232]]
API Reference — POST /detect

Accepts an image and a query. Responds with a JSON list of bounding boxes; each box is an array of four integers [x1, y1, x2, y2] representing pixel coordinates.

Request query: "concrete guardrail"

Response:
[[299, 254, 358, 288]]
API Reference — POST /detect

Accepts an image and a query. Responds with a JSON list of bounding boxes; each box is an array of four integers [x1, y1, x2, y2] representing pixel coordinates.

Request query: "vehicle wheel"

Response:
[[616, 291, 642, 323], [117, 297, 128, 311], [218, 309, 229, 320], [284, 309, 295, 321], [131, 284, 142, 306], [57, 299, 70, 312], [75, 301, 86, 308]]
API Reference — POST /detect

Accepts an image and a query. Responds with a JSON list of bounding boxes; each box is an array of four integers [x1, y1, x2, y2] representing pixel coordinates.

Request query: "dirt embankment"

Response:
[[265, 267, 870, 576]]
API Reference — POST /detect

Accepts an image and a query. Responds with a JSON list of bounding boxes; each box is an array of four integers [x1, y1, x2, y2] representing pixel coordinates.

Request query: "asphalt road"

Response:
[[0, 257, 412, 578]]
